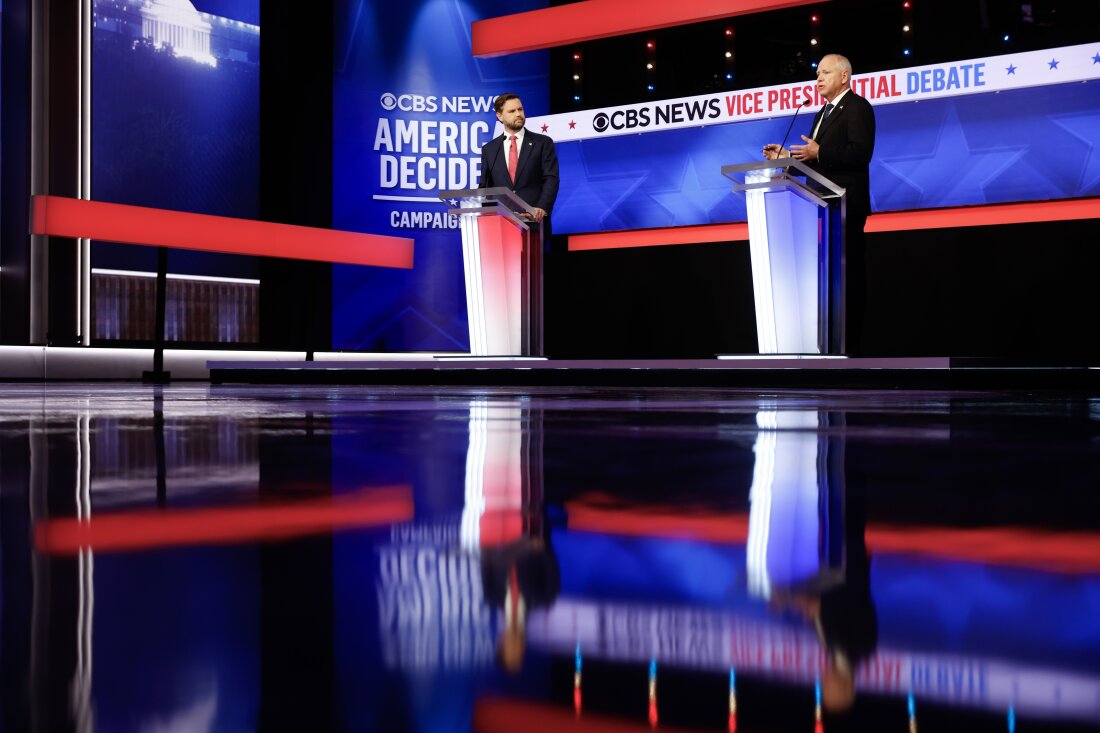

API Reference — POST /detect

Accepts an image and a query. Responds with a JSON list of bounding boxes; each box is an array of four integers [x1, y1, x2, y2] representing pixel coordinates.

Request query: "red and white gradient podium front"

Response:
[[722, 159, 846, 355], [441, 188, 544, 357]]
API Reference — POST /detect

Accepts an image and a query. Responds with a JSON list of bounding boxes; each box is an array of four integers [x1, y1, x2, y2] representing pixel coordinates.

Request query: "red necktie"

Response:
[[507, 135, 518, 182]]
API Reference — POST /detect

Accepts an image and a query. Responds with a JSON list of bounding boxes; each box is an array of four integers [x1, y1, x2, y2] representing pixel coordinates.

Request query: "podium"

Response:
[[722, 159, 847, 355], [440, 187, 544, 357]]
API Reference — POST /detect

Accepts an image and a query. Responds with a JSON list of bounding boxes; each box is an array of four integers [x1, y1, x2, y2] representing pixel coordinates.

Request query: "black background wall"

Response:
[[1, 0, 32, 344], [258, 3, 334, 353], [547, 219, 1100, 359]]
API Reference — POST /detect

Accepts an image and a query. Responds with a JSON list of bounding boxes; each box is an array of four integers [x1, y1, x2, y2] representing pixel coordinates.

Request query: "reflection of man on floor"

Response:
[[464, 399, 557, 672], [480, 536, 560, 672], [774, 484, 877, 713]]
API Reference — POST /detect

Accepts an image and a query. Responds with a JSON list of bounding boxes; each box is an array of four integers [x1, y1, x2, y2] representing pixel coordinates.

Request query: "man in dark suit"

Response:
[[479, 93, 560, 226], [764, 54, 876, 354]]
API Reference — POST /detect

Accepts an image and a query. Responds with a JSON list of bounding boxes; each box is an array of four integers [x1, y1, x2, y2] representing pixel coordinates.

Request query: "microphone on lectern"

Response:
[[771, 99, 814, 160]]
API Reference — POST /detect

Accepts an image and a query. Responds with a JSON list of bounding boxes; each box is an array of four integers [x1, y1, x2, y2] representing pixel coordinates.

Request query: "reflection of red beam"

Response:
[[567, 501, 749, 544], [35, 486, 413, 555], [472, 0, 824, 57], [863, 526, 1100, 575], [30, 195, 414, 268], [565, 500, 1100, 574], [474, 698, 701, 733], [568, 198, 1100, 251]]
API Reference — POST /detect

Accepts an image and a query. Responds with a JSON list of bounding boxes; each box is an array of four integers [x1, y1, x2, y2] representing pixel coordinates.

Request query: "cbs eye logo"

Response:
[[592, 113, 610, 132], [380, 93, 398, 110]]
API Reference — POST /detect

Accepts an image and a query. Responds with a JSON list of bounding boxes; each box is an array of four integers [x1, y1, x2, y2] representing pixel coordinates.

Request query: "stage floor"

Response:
[[3, 382, 1099, 732], [209, 355, 1099, 389]]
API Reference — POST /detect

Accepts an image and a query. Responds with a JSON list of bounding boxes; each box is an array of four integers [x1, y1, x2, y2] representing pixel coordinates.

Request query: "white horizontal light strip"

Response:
[[717, 354, 847, 360], [91, 268, 259, 285], [373, 195, 443, 203]]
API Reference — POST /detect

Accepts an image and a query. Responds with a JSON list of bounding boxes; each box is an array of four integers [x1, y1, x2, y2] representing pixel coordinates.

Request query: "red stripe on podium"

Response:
[[568, 198, 1100, 251], [31, 195, 414, 268], [472, 0, 823, 57]]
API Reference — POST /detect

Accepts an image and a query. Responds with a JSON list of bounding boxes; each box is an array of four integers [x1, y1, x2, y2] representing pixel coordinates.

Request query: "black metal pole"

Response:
[[142, 246, 171, 382]]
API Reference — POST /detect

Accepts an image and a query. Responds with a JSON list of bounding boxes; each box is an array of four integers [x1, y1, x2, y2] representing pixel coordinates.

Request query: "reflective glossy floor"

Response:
[[2, 384, 1099, 732]]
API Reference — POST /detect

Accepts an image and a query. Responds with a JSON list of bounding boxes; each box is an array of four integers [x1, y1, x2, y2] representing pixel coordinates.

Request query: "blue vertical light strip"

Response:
[[1007, 706, 1016, 733], [574, 642, 583, 716], [648, 657, 659, 727], [728, 667, 738, 732]]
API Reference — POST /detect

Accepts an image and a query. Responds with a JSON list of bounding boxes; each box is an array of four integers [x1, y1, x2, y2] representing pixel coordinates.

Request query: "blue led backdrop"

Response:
[[91, 0, 260, 277], [332, 0, 549, 352]]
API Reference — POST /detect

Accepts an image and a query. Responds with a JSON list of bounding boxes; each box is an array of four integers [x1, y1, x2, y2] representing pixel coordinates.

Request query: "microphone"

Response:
[[771, 99, 813, 160]]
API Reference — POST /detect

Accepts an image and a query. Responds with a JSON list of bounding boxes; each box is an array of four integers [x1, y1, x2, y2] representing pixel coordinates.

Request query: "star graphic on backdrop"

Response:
[[1048, 58, 1059, 69], [448, 198, 458, 206], [1006, 64, 1017, 75], [550, 147, 649, 231], [1051, 111, 1100, 193], [568, 120, 577, 129], [649, 158, 734, 226], [540, 124, 548, 132], [875, 106, 1028, 208], [1092, 52, 1100, 64]]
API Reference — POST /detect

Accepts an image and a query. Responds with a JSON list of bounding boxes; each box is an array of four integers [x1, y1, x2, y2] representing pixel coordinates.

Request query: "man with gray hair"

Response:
[[764, 54, 876, 355]]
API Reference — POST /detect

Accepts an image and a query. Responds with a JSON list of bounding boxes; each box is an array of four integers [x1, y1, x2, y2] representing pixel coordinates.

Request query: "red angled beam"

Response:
[[568, 198, 1100, 251], [473, 0, 825, 57], [31, 195, 414, 268], [35, 485, 413, 554]]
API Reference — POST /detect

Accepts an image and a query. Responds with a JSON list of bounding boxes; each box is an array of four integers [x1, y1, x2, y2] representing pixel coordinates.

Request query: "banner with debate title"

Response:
[[332, 0, 548, 352], [524, 42, 1100, 234]]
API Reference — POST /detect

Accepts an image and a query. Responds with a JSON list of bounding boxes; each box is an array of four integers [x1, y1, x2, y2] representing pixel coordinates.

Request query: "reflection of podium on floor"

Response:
[[440, 188, 544, 357], [723, 159, 847, 355]]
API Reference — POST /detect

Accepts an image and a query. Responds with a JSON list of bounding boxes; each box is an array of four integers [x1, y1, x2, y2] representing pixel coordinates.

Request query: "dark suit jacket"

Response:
[[479, 129, 560, 215], [807, 91, 875, 224]]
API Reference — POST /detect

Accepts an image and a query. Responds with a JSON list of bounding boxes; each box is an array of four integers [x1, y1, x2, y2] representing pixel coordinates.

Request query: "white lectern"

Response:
[[722, 159, 846, 355], [440, 187, 544, 357]]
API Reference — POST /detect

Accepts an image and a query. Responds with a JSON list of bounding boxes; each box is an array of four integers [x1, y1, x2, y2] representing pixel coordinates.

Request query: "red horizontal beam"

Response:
[[472, 0, 824, 57], [31, 195, 414, 268], [35, 485, 413, 554], [569, 223, 749, 251], [864, 197, 1100, 233], [475, 698, 702, 733], [564, 498, 1100, 574], [568, 198, 1100, 251]]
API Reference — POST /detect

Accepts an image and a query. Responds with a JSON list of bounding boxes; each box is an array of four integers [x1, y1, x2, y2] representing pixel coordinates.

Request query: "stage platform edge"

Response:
[[207, 356, 1099, 390]]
